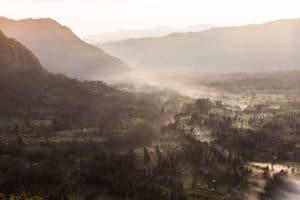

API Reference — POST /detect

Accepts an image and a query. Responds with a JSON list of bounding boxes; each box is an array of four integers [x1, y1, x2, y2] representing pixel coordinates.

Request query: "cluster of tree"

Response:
[[180, 135, 250, 189], [78, 150, 186, 200], [0, 193, 43, 200], [0, 121, 172, 200]]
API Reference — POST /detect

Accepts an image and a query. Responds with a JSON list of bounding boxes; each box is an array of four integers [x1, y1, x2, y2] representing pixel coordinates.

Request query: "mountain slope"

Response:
[[0, 30, 43, 73], [101, 19, 300, 73], [0, 29, 158, 140], [0, 30, 122, 120], [85, 24, 212, 43], [0, 17, 129, 80]]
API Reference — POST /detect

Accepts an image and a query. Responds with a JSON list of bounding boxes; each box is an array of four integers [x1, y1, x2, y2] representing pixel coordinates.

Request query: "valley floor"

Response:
[[1, 71, 300, 200]]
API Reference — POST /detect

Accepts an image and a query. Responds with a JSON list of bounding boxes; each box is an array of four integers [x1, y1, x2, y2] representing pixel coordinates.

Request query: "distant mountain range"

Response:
[[0, 17, 129, 80], [85, 24, 213, 43], [101, 19, 300, 73]]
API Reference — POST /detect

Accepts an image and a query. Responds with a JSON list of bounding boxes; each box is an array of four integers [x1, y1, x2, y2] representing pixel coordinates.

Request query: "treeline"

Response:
[[0, 138, 185, 200]]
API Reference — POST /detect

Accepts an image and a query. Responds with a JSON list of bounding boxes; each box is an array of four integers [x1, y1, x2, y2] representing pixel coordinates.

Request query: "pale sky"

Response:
[[1, 0, 300, 36]]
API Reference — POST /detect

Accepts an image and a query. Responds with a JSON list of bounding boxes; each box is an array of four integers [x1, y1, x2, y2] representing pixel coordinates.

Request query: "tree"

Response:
[[144, 147, 150, 164]]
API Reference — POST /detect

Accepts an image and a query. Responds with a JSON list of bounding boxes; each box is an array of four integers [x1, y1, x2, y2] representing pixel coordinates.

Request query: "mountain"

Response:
[[85, 24, 213, 43], [101, 19, 300, 73], [0, 17, 129, 80], [0, 30, 43, 73], [0, 30, 122, 119]]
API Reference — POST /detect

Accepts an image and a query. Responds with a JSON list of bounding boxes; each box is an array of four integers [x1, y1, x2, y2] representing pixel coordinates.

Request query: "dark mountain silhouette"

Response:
[[0, 30, 43, 73], [101, 19, 300, 73], [0, 30, 126, 120], [0, 17, 129, 80]]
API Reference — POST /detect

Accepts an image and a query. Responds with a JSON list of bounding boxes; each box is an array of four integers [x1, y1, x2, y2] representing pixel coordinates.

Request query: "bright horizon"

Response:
[[1, 0, 300, 37]]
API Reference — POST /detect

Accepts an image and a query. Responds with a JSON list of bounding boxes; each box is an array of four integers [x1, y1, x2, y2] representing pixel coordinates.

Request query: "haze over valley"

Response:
[[0, 1, 300, 200]]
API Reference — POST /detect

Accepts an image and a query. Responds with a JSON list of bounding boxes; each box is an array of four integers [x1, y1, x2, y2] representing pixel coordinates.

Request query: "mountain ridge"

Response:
[[101, 18, 300, 73], [0, 28, 124, 118], [0, 30, 44, 73], [0, 17, 129, 80], [86, 24, 213, 43]]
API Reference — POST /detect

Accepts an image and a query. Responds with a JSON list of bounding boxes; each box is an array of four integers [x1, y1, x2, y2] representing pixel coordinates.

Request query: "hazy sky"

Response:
[[1, 0, 300, 36]]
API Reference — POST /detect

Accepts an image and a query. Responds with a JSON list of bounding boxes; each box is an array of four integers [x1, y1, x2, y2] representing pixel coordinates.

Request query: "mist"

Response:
[[1, 2, 300, 200]]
